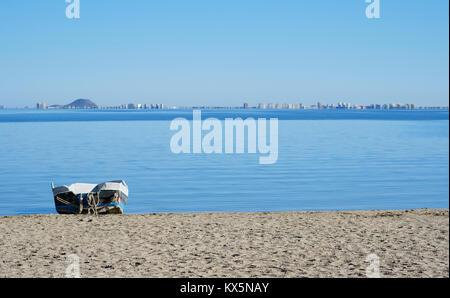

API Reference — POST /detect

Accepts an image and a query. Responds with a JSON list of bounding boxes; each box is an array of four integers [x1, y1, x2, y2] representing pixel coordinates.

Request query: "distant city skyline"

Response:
[[2, 97, 449, 110], [0, 1, 448, 107], [27, 98, 448, 111]]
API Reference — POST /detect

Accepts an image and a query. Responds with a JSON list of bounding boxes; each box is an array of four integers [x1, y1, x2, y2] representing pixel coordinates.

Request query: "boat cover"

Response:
[[52, 180, 128, 197]]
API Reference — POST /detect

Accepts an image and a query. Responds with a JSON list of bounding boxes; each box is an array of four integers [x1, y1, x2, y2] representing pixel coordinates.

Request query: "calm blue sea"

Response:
[[0, 109, 448, 216]]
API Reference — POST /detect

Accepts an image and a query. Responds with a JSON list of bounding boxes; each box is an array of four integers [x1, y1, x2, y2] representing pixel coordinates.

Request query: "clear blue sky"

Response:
[[0, 0, 448, 107]]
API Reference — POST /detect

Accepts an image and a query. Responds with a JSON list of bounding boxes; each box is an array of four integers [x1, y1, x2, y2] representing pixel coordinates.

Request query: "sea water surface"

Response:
[[0, 109, 448, 216]]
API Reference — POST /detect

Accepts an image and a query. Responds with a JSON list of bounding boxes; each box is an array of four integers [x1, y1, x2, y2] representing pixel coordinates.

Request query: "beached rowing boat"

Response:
[[51, 180, 128, 214]]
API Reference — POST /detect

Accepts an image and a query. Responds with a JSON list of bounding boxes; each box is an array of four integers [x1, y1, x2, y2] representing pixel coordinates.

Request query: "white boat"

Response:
[[52, 180, 128, 214]]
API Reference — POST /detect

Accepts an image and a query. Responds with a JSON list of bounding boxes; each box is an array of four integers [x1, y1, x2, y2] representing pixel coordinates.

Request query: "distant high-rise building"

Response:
[[36, 102, 47, 109], [153, 104, 165, 109], [127, 103, 136, 109], [243, 103, 249, 109]]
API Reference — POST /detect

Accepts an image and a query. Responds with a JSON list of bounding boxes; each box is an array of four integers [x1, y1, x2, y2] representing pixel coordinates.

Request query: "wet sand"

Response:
[[0, 209, 448, 278]]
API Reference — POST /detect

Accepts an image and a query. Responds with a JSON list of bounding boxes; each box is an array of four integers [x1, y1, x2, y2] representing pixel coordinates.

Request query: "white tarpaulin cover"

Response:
[[52, 180, 128, 197], [93, 180, 129, 197]]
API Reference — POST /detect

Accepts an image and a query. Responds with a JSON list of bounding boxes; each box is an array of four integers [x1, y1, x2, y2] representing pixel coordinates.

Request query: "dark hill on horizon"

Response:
[[65, 99, 98, 109]]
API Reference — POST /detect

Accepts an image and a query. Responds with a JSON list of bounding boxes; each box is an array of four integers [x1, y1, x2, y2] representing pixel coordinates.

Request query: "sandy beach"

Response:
[[0, 209, 448, 278]]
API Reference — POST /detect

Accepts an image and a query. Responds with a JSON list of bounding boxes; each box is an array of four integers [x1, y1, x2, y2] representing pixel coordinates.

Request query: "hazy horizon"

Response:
[[1, 99, 449, 109], [0, 1, 448, 107]]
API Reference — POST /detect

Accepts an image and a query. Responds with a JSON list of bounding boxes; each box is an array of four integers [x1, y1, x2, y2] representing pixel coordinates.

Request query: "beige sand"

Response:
[[0, 209, 448, 278]]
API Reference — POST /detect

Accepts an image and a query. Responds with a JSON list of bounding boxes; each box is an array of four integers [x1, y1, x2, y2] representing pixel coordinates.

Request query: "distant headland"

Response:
[[38, 99, 98, 110]]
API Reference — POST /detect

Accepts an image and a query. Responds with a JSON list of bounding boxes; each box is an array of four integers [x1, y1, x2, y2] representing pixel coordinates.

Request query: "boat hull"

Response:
[[54, 191, 127, 214], [52, 180, 128, 215]]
